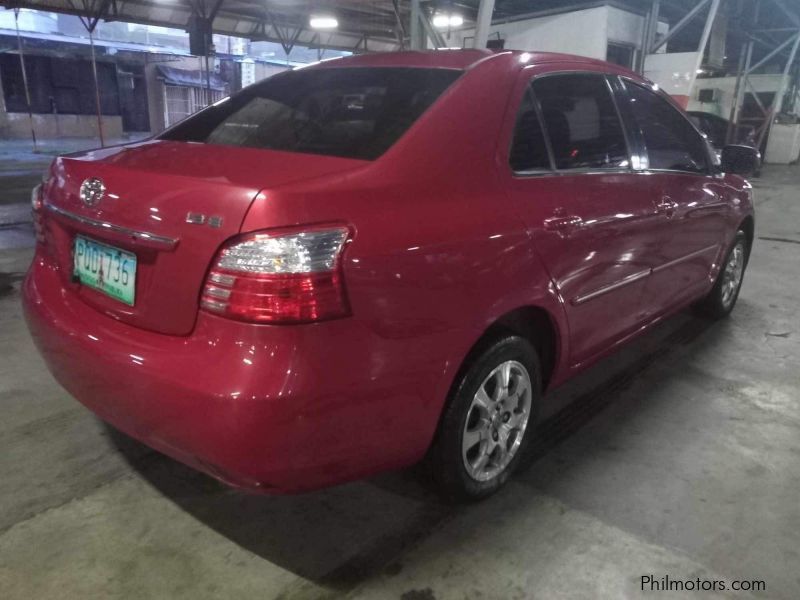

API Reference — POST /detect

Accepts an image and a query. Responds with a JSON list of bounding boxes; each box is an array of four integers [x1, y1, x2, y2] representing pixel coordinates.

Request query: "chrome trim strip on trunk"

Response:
[[571, 268, 651, 306], [44, 201, 179, 251]]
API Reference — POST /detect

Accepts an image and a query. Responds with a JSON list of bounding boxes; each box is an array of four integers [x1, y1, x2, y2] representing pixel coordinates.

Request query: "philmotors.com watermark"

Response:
[[641, 574, 766, 593]]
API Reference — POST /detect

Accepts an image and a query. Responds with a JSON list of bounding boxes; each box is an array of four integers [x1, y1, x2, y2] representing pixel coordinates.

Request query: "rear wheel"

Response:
[[429, 335, 540, 501], [695, 229, 748, 319]]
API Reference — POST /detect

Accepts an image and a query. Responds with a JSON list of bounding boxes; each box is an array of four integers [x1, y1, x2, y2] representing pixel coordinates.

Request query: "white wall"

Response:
[[607, 6, 669, 51], [448, 6, 609, 58], [446, 6, 666, 64], [492, 7, 609, 58], [3, 113, 123, 139], [607, 6, 643, 47], [644, 51, 699, 98]]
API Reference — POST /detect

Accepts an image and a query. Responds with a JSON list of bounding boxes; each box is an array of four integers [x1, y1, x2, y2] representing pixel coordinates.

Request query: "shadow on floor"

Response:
[[0, 270, 26, 296], [106, 309, 721, 592]]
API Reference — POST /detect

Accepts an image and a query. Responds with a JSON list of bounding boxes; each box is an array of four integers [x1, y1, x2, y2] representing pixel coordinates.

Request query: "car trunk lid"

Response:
[[42, 140, 366, 335]]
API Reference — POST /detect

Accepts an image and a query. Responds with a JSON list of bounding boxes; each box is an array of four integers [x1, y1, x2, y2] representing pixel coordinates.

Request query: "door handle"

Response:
[[544, 215, 583, 235], [655, 196, 678, 218]]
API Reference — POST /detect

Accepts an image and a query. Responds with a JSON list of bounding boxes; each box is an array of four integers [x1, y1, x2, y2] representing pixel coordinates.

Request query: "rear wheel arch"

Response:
[[453, 306, 560, 399], [425, 306, 560, 498]]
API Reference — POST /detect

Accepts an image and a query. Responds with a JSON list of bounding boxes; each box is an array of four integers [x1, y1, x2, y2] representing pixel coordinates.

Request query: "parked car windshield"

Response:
[[160, 67, 462, 160]]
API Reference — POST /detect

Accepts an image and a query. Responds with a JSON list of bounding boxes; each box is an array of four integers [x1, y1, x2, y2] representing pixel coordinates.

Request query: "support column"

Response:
[[685, 0, 722, 106], [727, 41, 752, 144], [205, 54, 212, 106], [75, 0, 112, 148], [474, 0, 496, 50], [639, 0, 659, 73], [391, 0, 407, 50], [410, 0, 422, 50], [188, 0, 224, 106], [13, 8, 37, 152], [773, 32, 800, 114], [88, 29, 105, 147], [758, 31, 800, 148], [419, 9, 445, 49]]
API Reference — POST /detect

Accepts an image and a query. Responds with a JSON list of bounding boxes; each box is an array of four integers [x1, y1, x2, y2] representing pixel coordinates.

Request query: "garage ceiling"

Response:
[[1, 0, 798, 56], [0, 0, 409, 52], [0, 1, 676, 54]]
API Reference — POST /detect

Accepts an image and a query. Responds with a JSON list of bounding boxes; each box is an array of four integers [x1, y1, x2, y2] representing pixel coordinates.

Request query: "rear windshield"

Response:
[[160, 67, 462, 160]]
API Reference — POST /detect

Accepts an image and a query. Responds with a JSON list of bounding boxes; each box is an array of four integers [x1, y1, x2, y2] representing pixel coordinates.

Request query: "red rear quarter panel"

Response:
[[237, 53, 569, 462]]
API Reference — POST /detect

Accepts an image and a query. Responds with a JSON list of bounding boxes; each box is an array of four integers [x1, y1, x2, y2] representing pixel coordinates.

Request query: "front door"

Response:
[[504, 70, 666, 367], [620, 79, 730, 312]]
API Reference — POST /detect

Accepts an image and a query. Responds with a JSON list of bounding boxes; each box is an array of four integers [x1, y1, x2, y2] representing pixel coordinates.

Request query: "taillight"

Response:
[[201, 225, 351, 324], [31, 184, 45, 243]]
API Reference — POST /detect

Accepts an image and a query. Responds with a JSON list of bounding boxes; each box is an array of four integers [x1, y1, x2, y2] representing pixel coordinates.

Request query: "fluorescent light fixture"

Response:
[[309, 16, 338, 29], [433, 13, 463, 28]]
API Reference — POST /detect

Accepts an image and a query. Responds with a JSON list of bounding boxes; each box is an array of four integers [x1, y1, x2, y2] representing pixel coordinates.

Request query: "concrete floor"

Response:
[[0, 166, 798, 600]]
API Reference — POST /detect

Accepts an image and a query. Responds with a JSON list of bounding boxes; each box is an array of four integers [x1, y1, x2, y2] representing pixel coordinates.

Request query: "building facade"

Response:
[[0, 9, 310, 140]]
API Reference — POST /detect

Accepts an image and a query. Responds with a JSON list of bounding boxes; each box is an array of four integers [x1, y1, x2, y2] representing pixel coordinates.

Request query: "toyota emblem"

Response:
[[79, 178, 106, 207]]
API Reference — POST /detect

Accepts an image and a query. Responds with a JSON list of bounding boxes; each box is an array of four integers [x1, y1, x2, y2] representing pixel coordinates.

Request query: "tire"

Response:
[[428, 335, 541, 501], [695, 229, 748, 319]]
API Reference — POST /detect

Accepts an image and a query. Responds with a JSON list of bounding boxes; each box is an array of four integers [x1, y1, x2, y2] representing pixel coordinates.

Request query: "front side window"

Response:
[[532, 74, 629, 170], [160, 67, 461, 160], [624, 81, 709, 173]]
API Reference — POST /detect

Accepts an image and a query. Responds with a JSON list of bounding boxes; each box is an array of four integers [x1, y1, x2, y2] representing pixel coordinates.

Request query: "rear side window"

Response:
[[532, 74, 629, 170], [160, 67, 461, 160], [624, 81, 709, 173], [509, 89, 551, 172]]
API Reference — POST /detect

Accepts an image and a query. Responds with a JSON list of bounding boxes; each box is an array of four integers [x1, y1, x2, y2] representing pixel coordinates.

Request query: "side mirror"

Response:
[[720, 144, 760, 176]]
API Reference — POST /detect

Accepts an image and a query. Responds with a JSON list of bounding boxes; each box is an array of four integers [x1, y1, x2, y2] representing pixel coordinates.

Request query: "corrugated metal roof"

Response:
[[0, 27, 306, 67], [0, 27, 193, 55]]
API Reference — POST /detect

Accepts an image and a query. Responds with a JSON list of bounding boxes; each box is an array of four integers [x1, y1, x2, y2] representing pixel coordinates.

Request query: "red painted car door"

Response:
[[620, 79, 730, 313], [504, 70, 665, 367]]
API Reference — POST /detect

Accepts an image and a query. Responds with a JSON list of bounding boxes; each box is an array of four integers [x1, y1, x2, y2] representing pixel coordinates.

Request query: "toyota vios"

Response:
[[23, 50, 757, 499]]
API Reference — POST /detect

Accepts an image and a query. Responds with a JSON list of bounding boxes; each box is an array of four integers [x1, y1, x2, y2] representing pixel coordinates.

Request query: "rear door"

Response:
[[504, 68, 666, 367], [619, 79, 730, 312]]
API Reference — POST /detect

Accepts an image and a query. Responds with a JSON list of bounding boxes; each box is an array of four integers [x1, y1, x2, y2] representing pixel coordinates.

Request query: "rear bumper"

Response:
[[22, 254, 444, 493]]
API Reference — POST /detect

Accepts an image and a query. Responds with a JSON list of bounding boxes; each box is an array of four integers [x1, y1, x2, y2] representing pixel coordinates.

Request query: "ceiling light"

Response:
[[433, 14, 463, 28], [309, 16, 338, 29]]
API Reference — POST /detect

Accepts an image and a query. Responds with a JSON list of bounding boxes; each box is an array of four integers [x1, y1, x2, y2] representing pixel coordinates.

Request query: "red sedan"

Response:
[[23, 50, 757, 499]]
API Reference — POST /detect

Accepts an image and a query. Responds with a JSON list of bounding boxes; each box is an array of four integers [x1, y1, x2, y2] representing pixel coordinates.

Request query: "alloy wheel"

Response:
[[461, 360, 532, 482], [721, 240, 745, 309]]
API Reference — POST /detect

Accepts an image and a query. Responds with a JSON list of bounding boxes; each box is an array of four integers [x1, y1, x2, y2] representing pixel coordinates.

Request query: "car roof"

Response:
[[307, 49, 636, 74]]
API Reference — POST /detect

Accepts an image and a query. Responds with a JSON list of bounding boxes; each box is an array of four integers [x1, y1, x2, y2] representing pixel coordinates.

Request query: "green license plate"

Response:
[[73, 235, 137, 306]]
